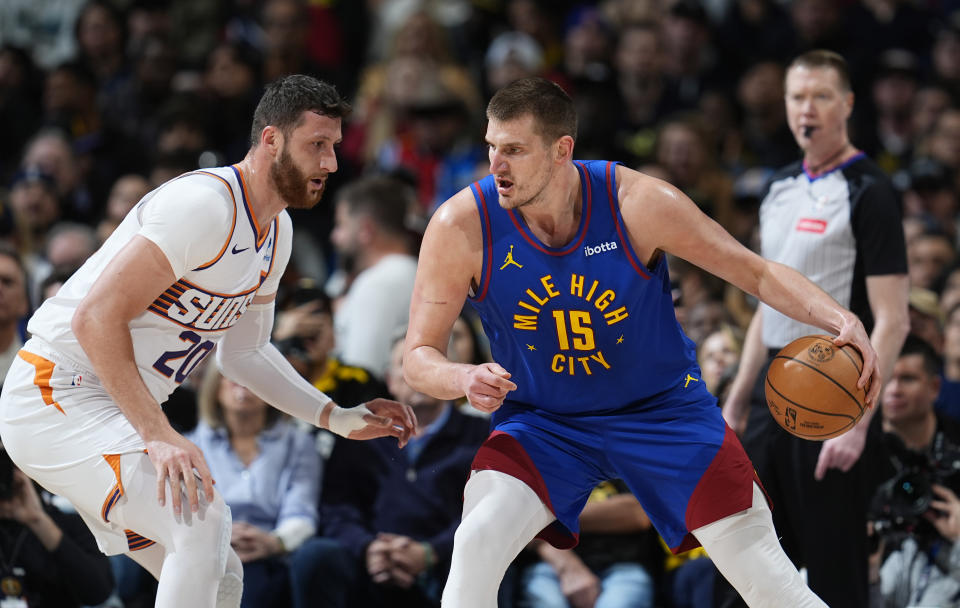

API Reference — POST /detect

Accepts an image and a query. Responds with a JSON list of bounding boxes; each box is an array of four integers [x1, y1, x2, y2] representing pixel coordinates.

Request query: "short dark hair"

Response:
[[487, 77, 578, 143], [336, 175, 416, 238], [249, 75, 351, 147], [787, 49, 851, 92], [901, 334, 942, 377]]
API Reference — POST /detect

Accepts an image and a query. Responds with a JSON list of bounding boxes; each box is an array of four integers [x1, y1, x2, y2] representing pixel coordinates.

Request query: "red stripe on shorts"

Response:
[[470, 430, 579, 550], [675, 425, 766, 553]]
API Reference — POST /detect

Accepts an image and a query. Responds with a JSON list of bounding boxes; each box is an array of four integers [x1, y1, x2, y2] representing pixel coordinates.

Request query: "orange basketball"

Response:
[[765, 335, 867, 441]]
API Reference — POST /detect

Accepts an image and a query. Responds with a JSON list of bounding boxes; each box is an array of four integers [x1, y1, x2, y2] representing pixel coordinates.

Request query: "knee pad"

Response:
[[166, 492, 233, 582]]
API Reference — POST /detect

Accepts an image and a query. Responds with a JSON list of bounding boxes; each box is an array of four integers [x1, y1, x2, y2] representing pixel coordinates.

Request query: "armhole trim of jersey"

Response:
[[606, 162, 650, 280], [259, 218, 279, 286], [471, 181, 493, 303], [191, 170, 238, 271]]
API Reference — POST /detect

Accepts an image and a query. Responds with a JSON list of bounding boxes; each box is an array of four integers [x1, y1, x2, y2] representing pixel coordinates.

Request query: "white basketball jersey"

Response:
[[27, 165, 292, 403]]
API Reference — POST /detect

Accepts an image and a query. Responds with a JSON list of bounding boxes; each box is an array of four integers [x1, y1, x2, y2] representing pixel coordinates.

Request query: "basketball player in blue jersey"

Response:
[[0, 75, 416, 608], [404, 76, 882, 607]]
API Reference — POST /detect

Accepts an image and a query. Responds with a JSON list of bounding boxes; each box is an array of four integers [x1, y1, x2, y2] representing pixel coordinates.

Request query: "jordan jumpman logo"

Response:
[[500, 245, 523, 270]]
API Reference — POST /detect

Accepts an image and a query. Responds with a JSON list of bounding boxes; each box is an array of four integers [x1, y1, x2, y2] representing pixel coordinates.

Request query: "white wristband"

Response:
[[327, 403, 373, 438]]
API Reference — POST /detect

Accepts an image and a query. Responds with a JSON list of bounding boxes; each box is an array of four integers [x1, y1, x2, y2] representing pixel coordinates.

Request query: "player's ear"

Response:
[[556, 135, 574, 163], [261, 125, 283, 155]]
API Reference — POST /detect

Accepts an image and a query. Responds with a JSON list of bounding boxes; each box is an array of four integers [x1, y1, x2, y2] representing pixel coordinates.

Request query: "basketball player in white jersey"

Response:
[[0, 75, 417, 608]]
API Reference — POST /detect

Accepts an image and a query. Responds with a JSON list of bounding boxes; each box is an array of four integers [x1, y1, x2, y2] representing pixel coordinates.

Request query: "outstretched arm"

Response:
[[216, 294, 416, 446], [403, 189, 517, 413], [617, 166, 882, 407]]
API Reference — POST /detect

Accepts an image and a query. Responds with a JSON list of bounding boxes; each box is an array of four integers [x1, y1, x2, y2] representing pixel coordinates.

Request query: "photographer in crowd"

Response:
[[871, 335, 960, 607], [0, 446, 114, 606]]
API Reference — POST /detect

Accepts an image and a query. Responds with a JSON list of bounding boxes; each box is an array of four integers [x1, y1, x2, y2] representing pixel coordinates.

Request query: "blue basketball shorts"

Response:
[[471, 377, 759, 552]]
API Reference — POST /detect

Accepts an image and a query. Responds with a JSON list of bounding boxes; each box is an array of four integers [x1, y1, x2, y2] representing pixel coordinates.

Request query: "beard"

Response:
[[270, 145, 324, 210]]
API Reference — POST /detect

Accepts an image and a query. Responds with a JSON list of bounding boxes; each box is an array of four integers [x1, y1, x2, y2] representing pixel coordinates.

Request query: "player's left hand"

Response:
[[813, 423, 867, 480], [833, 314, 881, 407], [323, 399, 417, 447]]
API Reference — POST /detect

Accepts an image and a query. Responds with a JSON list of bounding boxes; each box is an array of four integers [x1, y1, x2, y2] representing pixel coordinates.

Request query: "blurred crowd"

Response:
[[3, 0, 960, 607]]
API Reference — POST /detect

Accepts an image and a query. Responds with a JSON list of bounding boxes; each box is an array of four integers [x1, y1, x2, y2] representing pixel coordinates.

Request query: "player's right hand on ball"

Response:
[[145, 427, 214, 516], [461, 362, 517, 414]]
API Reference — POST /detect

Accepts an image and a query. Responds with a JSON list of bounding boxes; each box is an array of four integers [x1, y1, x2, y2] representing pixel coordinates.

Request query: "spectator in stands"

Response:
[[0, 46, 43, 183], [273, 280, 390, 407], [654, 114, 734, 232], [7, 168, 62, 281], [939, 303, 960, 421], [0, 444, 114, 606], [310, 334, 489, 607], [202, 41, 263, 164], [74, 0, 128, 95], [932, 17, 960, 101], [189, 365, 327, 608], [96, 173, 150, 243], [873, 335, 960, 607], [735, 60, 797, 170], [911, 86, 951, 145], [0, 246, 28, 387], [862, 49, 921, 175], [698, 323, 744, 398], [515, 480, 659, 608], [908, 229, 955, 291], [328, 175, 418, 379], [900, 158, 958, 244], [909, 287, 945, 355], [484, 31, 545, 96], [20, 127, 93, 224]]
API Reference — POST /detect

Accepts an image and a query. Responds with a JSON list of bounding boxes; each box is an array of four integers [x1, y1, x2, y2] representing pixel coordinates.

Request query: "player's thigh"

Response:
[[109, 451, 231, 555], [604, 388, 753, 550], [475, 422, 604, 546]]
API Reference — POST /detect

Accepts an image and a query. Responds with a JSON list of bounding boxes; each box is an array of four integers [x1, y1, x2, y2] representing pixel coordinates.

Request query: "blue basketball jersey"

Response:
[[468, 160, 699, 414]]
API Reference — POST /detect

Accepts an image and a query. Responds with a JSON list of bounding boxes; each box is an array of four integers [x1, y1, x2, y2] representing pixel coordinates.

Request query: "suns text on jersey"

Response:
[[512, 273, 628, 376], [150, 283, 256, 332]]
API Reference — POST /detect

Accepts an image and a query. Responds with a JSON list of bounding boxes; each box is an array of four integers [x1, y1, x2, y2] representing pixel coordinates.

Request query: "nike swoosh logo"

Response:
[[231, 245, 249, 254]]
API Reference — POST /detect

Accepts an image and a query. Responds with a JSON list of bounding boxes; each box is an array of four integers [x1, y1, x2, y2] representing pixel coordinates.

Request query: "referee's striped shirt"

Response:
[[758, 153, 907, 349]]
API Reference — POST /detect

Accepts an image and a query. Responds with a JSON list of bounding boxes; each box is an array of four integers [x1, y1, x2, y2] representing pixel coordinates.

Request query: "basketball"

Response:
[[765, 335, 867, 441]]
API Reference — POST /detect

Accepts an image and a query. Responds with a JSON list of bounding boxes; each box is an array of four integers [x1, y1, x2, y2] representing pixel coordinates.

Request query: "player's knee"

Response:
[[743, 569, 808, 606], [452, 512, 510, 566], [169, 494, 233, 578]]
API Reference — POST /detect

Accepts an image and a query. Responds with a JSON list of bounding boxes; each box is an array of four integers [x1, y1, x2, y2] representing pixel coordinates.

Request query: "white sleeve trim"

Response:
[[272, 516, 315, 553]]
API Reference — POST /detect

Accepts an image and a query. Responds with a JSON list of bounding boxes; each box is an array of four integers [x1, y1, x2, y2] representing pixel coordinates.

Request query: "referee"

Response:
[[722, 50, 910, 608]]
